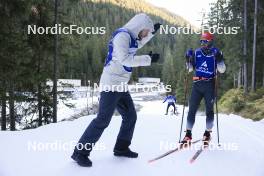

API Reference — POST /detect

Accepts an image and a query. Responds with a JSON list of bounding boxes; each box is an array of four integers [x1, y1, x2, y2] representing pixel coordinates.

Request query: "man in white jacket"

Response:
[[71, 13, 161, 167]]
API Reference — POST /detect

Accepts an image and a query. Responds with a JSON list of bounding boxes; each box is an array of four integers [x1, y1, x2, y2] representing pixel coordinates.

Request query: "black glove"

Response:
[[215, 51, 224, 63], [185, 48, 194, 63], [149, 51, 160, 63], [152, 23, 162, 34]]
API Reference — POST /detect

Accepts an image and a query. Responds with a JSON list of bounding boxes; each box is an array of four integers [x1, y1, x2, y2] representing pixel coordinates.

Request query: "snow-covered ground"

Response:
[[57, 96, 99, 121], [0, 92, 264, 176]]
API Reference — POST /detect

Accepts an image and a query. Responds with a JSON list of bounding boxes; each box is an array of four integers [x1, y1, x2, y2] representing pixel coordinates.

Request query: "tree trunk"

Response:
[[9, 82, 15, 131], [243, 0, 248, 94], [241, 65, 244, 86], [52, 0, 59, 123], [233, 74, 236, 88], [43, 107, 48, 124], [238, 64, 242, 88], [91, 85, 94, 106], [38, 83, 43, 126], [1, 90, 7, 131], [37, 47, 43, 126], [263, 66, 264, 87], [251, 0, 258, 92]]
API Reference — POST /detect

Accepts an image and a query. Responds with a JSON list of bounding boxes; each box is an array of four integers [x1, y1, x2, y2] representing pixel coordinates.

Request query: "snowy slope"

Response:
[[0, 93, 264, 176]]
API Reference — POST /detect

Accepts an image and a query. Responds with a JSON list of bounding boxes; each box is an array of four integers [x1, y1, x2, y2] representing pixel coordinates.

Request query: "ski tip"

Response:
[[148, 160, 154, 164], [189, 159, 194, 164]]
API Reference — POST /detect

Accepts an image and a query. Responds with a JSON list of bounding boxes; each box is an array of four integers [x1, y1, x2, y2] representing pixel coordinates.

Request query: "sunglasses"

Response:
[[200, 40, 209, 44]]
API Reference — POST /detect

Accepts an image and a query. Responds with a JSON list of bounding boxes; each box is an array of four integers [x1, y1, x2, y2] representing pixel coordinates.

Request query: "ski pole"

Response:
[[213, 55, 220, 146], [215, 71, 220, 146], [178, 59, 190, 143]]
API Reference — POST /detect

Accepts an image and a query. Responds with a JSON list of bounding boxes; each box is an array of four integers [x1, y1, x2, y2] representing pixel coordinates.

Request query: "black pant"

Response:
[[75, 91, 137, 155], [186, 80, 215, 130], [166, 103, 176, 114]]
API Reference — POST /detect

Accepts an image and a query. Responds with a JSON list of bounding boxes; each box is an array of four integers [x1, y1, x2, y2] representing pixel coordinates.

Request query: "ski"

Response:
[[148, 139, 202, 163], [189, 141, 210, 164]]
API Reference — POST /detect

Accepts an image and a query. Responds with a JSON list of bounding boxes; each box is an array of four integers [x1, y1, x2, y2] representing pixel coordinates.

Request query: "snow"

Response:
[[0, 92, 264, 176], [57, 96, 99, 121]]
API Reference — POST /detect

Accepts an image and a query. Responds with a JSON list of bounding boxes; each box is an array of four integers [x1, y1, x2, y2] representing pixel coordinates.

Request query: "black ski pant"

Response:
[[166, 103, 176, 114], [74, 91, 137, 155], [186, 80, 215, 130]]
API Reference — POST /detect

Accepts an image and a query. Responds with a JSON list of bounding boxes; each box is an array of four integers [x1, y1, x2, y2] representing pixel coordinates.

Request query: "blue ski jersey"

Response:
[[163, 95, 176, 103], [193, 47, 219, 78], [104, 28, 138, 72]]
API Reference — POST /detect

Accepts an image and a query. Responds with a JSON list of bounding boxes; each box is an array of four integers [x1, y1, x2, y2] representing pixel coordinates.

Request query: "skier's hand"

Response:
[[215, 51, 224, 63], [185, 48, 194, 63], [152, 23, 162, 34], [149, 51, 160, 63]]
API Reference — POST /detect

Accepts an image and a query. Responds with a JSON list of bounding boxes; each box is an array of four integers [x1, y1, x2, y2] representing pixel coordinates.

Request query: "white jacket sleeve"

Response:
[[112, 33, 151, 67], [137, 32, 154, 49], [217, 61, 226, 73], [186, 62, 194, 72]]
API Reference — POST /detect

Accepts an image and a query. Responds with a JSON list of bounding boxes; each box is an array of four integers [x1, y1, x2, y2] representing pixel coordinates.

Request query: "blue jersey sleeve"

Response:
[[163, 96, 168, 103]]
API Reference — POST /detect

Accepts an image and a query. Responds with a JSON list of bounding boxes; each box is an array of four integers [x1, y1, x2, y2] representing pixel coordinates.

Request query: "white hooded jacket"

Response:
[[99, 13, 155, 92]]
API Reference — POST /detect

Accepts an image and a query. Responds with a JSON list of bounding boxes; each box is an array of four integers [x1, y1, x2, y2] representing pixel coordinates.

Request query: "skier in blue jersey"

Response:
[[181, 32, 226, 145], [71, 13, 161, 167], [163, 94, 177, 115]]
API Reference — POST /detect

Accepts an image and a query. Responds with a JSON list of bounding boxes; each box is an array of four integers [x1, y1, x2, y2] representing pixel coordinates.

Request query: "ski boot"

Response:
[[203, 130, 212, 146], [71, 152, 92, 167], [113, 139, 138, 158], [180, 129, 192, 147]]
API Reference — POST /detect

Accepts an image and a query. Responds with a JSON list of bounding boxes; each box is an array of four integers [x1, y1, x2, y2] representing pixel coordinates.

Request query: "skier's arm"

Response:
[[137, 32, 154, 49], [215, 50, 226, 73], [217, 61, 226, 73], [113, 33, 151, 67], [163, 97, 168, 103], [137, 23, 161, 49], [185, 48, 194, 72]]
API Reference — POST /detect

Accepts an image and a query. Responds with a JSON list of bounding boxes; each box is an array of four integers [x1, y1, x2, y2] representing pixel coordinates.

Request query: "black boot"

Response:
[[180, 129, 192, 145], [71, 152, 92, 167], [203, 130, 211, 146], [113, 139, 138, 158]]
